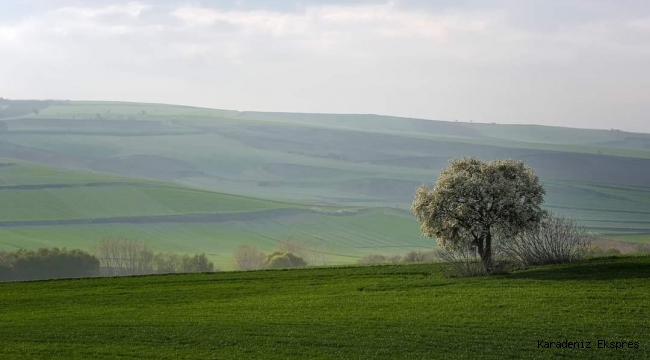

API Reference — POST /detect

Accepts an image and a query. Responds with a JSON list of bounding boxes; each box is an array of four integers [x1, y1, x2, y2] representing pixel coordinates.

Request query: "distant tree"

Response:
[[276, 237, 331, 266], [32, 108, 39, 115], [154, 253, 215, 273], [96, 237, 154, 276], [276, 237, 309, 260], [412, 158, 546, 273], [402, 250, 436, 263], [0, 248, 99, 281], [233, 245, 266, 270], [180, 253, 214, 272], [154, 253, 181, 274], [264, 251, 307, 269]]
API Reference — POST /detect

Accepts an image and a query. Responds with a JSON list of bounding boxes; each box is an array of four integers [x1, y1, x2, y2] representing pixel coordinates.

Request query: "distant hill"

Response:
[[0, 99, 648, 244]]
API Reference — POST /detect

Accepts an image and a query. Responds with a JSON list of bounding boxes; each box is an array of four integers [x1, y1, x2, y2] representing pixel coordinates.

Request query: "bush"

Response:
[[233, 245, 266, 270], [435, 246, 515, 277], [435, 246, 487, 277], [501, 215, 591, 268], [264, 251, 307, 269]]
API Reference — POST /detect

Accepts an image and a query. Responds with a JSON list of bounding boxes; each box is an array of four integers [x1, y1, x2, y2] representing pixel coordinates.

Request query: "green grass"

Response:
[[0, 256, 648, 359]]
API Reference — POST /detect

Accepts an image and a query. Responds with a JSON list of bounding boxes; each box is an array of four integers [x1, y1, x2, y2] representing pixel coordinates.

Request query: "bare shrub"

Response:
[[357, 254, 386, 265], [501, 215, 591, 268], [402, 250, 437, 263], [96, 237, 154, 276], [233, 245, 266, 270], [435, 246, 487, 277]]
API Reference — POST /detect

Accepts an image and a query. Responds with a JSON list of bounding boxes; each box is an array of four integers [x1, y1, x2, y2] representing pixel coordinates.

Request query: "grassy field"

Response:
[[0, 256, 648, 359]]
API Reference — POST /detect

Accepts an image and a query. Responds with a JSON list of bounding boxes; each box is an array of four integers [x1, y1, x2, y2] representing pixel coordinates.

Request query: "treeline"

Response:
[[0, 248, 99, 281], [0, 237, 216, 282], [97, 237, 215, 276]]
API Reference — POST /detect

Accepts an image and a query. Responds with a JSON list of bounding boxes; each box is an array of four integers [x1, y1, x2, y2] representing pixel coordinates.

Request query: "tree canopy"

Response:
[[411, 157, 546, 272]]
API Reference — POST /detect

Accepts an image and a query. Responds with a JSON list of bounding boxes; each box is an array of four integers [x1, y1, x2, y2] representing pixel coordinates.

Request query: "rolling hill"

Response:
[[0, 99, 649, 261], [0, 161, 428, 269]]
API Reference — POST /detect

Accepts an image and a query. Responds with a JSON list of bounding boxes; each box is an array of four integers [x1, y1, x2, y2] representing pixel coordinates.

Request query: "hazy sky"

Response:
[[1, 1, 649, 132]]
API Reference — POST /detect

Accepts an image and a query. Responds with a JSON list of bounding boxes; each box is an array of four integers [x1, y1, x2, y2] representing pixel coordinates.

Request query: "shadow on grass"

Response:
[[503, 256, 650, 281]]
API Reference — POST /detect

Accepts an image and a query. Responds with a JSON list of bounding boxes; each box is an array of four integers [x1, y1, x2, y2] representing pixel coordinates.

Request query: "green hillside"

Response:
[[0, 99, 649, 262], [0, 162, 427, 269], [0, 209, 425, 270], [1, 99, 649, 238], [1, 256, 648, 359]]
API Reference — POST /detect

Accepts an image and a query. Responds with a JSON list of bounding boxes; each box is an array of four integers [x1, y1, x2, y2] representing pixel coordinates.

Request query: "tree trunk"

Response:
[[477, 231, 493, 274], [484, 231, 493, 273]]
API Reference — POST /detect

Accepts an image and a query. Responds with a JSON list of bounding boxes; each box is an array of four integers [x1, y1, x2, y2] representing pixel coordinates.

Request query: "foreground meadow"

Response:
[[0, 256, 648, 359]]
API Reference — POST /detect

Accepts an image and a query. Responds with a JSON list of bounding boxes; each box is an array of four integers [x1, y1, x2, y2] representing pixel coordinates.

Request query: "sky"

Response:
[[0, 0, 649, 133]]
